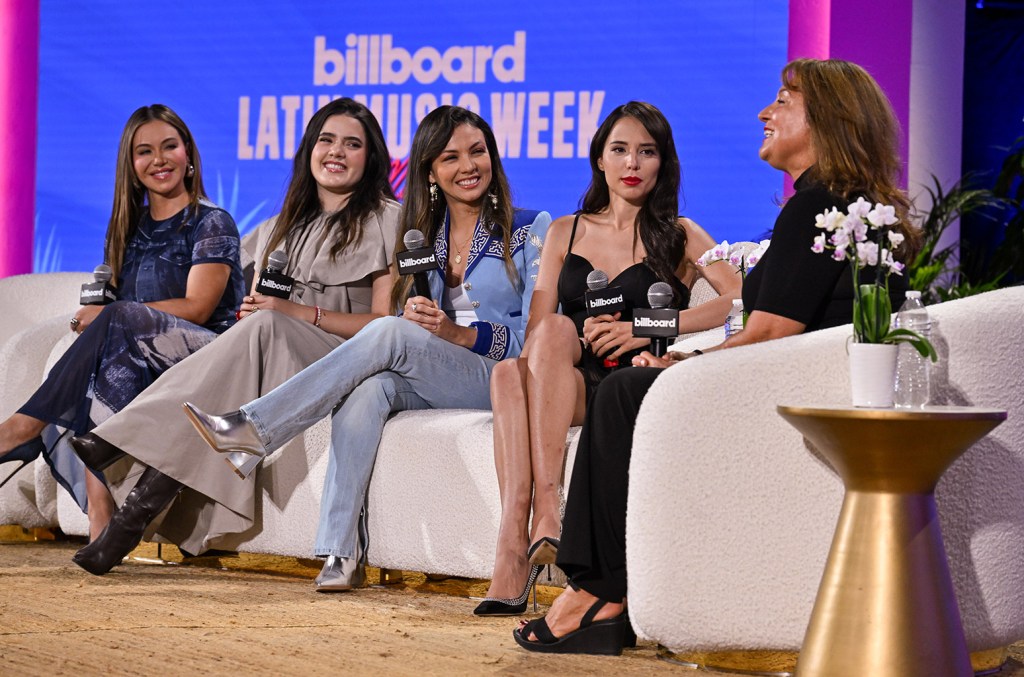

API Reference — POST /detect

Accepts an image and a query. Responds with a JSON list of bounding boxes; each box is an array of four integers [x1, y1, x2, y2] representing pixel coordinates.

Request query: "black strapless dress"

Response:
[[556, 213, 689, 399]]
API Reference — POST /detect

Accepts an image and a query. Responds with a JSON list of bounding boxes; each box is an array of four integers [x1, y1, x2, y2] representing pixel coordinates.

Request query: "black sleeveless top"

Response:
[[556, 213, 690, 397], [557, 213, 689, 333]]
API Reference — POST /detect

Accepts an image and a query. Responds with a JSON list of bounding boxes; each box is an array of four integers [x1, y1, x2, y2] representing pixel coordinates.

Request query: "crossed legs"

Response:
[[486, 314, 585, 598]]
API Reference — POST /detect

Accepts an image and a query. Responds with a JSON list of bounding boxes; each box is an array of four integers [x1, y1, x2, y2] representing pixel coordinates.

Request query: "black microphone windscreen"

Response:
[[94, 264, 112, 283], [586, 269, 609, 291], [404, 229, 426, 250], [267, 249, 289, 272], [647, 282, 673, 309]]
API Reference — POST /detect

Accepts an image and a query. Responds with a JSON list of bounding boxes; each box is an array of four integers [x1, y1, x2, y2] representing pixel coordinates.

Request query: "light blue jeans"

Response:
[[241, 316, 497, 558]]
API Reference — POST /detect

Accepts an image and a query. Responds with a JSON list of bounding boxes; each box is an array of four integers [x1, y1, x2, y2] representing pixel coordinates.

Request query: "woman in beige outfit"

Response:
[[70, 98, 400, 571]]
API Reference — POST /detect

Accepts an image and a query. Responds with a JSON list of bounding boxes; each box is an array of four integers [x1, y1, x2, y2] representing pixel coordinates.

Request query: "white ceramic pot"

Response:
[[849, 342, 898, 408]]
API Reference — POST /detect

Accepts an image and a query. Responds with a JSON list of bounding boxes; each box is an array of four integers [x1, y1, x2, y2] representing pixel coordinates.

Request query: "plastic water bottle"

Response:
[[724, 299, 745, 338], [894, 290, 932, 408]]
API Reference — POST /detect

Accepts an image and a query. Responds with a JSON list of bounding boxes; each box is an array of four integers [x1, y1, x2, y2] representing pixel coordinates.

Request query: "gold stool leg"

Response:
[[797, 492, 970, 676], [776, 406, 1005, 677]]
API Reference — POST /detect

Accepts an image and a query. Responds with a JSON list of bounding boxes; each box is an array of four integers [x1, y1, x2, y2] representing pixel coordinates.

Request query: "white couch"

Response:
[[629, 286, 1024, 656], [0, 271, 719, 578]]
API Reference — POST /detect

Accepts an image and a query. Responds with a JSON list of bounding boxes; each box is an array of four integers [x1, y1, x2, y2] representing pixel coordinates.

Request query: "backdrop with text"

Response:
[[36, 1, 787, 272]]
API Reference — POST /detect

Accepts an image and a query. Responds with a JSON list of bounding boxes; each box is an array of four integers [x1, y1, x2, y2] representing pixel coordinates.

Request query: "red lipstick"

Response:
[[622, 176, 641, 186]]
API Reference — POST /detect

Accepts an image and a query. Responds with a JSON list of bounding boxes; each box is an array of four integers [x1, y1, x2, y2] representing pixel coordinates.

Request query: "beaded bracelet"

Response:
[[313, 305, 323, 328]]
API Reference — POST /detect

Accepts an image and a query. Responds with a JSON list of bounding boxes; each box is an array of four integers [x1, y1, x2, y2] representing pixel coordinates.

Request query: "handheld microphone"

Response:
[[584, 270, 625, 317], [632, 282, 679, 357], [80, 264, 116, 305], [255, 250, 294, 299], [584, 270, 627, 367], [397, 229, 436, 299]]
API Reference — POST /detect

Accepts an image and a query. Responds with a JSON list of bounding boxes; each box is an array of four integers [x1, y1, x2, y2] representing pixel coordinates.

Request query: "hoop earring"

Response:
[[187, 163, 195, 177], [429, 182, 438, 209]]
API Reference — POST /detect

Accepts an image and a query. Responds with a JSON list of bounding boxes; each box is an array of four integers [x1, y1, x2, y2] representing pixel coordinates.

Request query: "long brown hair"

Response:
[[579, 101, 686, 291], [106, 104, 205, 281], [263, 98, 395, 268], [389, 106, 516, 311], [782, 59, 920, 260]]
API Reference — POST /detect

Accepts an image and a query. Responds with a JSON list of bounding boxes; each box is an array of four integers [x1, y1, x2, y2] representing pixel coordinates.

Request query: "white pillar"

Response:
[[909, 0, 966, 252]]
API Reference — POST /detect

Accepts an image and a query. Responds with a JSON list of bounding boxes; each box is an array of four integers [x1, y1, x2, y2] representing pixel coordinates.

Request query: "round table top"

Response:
[[777, 404, 1007, 422]]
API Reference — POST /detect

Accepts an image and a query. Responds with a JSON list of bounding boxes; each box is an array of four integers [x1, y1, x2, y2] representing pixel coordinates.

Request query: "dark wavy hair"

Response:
[[579, 101, 686, 290], [263, 97, 395, 268], [390, 105, 517, 311], [107, 104, 206, 282], [781, 59, 919, 261]]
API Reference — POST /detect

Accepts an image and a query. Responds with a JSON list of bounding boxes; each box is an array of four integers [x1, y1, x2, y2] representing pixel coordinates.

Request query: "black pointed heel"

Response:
[[70, 432, 127, 473], [0, 437, 45, 489], [512, 597, 629, 655], [473, 564, 543, 616], [527, 536, 560, 566]]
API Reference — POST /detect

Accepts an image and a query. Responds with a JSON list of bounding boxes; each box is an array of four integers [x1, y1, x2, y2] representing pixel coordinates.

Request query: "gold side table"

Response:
[[776, 405, 1007, 677]]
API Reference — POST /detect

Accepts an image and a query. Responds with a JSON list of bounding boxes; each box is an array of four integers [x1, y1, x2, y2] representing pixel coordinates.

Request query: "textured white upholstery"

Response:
[[627, 286, 1024, 653], [0, 299, 86, 527], [0, 272, 90, 347]]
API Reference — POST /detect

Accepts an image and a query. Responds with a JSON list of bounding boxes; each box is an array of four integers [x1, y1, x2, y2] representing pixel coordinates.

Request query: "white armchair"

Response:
[[626, 286, 1024, 659]]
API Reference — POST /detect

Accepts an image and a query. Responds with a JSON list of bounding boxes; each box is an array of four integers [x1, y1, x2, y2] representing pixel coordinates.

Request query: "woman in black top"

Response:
[[514, 59, 921, 654], [476, 102, 740, 616]]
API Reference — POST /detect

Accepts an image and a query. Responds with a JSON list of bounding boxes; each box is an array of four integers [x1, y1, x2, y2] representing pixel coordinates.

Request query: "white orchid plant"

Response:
[[697, 239, 769, 326], [812, 197, 936, 360], [697, 239, 771, 278]]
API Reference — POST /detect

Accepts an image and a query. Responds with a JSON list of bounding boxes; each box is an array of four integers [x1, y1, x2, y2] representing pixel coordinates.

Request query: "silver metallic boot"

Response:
[[315, 509, 369, 592], [182, 402, 268, 479], [314, 555, 367, 592]]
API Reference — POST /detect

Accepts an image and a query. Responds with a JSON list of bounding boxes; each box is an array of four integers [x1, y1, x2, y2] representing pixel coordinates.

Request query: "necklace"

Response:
[[451, 226, 476, 265]]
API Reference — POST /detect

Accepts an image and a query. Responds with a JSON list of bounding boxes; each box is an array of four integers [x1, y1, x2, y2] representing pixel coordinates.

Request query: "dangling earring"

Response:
[[429, 182, 438, 209], [187, 163, 195, 177], [489, 189, 499, 210]]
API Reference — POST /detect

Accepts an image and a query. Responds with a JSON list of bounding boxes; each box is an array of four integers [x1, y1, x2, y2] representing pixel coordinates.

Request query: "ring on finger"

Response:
[[70, 318, 80, 328], [251, 304, 258, 312], [411, 303, 418, 312]]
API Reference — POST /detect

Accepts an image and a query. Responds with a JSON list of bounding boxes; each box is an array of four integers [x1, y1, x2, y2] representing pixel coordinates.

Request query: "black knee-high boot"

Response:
[[70, 432, 127, 473], [72, 466, 182, 575]]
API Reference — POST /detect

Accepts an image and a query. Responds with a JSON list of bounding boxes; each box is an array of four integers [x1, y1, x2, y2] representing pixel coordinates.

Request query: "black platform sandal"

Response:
[[512, 596, 629, 655]]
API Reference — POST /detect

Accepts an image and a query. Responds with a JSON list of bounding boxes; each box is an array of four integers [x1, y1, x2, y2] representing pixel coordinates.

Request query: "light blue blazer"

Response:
[[426, 209, 551, 361]]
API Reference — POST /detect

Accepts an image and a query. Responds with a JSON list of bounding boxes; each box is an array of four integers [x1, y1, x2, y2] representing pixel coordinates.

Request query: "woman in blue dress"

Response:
[[182, 106, 552, 591], [0, 105, 243, 540]]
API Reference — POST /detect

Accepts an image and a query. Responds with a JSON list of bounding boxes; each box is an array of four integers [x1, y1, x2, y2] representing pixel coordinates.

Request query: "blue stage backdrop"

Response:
[[36, 1, 787, 273]]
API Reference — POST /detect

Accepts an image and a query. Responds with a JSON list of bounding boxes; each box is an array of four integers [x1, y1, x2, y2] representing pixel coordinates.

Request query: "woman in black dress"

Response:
[[514, 58, 921, 655], [477, 102, 739, 616]]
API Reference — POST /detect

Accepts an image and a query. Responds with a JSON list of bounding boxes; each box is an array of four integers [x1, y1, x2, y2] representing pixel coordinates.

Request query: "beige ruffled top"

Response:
[[244, 199, 400, 314]]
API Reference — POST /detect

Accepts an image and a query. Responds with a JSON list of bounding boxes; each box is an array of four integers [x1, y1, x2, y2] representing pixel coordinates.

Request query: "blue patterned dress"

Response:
[[19, 200, 243, 510]]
